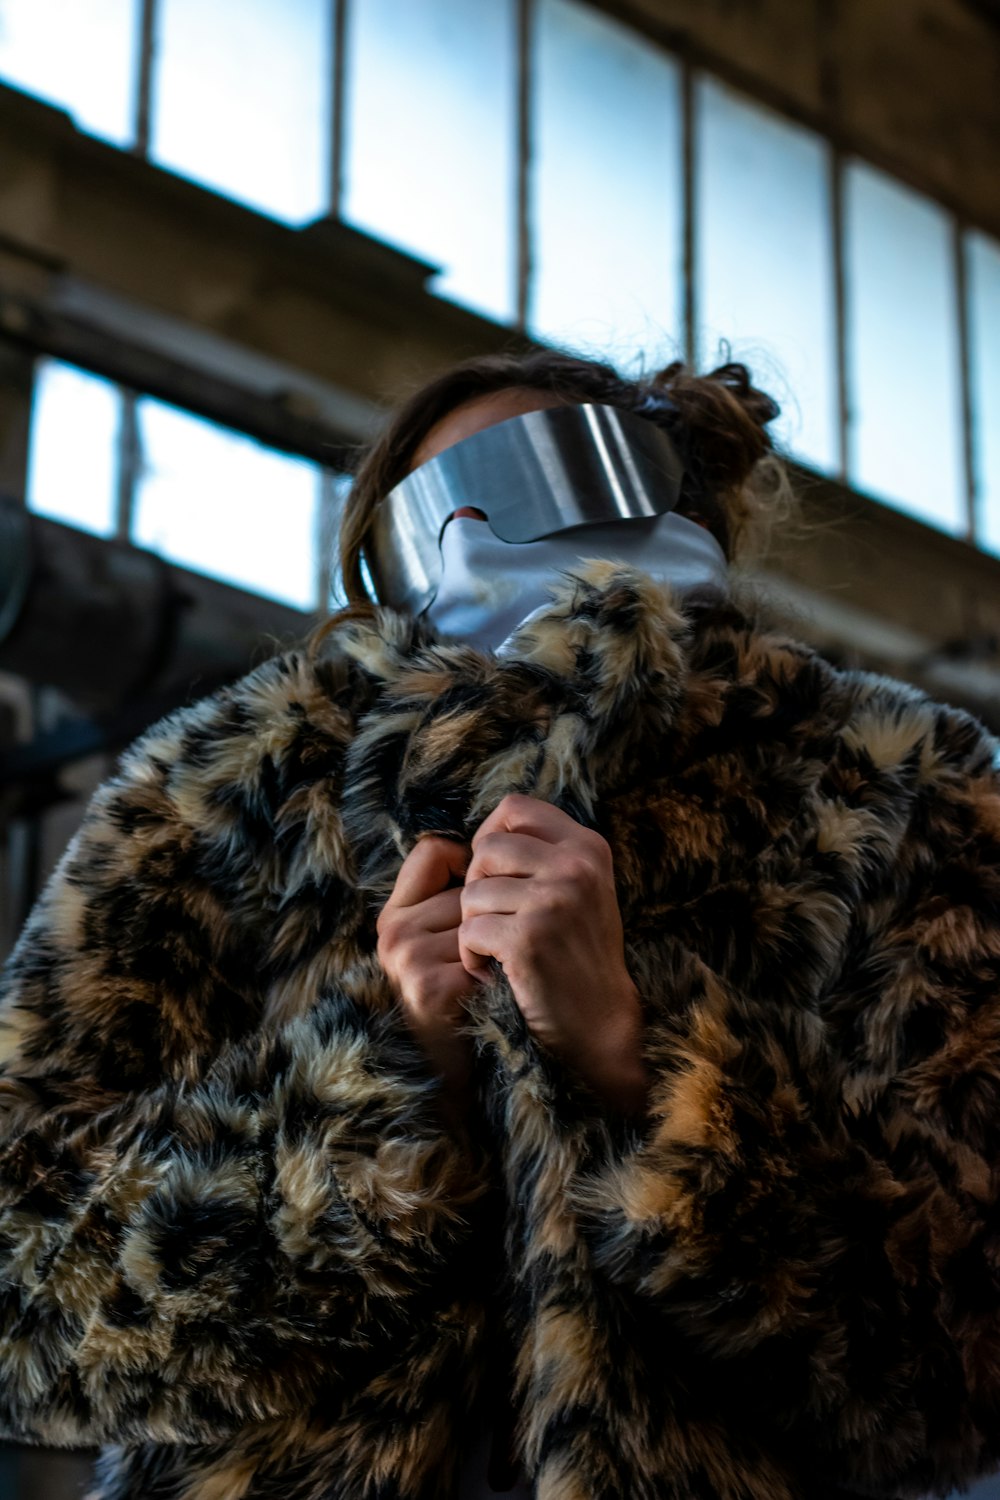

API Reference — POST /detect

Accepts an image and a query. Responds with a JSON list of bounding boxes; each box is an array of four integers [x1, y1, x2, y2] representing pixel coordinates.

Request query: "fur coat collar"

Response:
[[0, 563, 999, 1500]]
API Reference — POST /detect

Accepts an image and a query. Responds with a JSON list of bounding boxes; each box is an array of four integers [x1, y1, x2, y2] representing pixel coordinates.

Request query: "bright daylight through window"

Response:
[[27, 362, 121, 538], [529, 0, 683, 367], [132, 400, 321, 610], [343, 0, 518, 322], [152, 0, 330, 222], [695, 78, 839, 474], [2, 0, 998, 568], [967, 231, 1000, 556], [0, 0, 137, 145], [27, 360, 328, 611], [845, 163, 967, 535]]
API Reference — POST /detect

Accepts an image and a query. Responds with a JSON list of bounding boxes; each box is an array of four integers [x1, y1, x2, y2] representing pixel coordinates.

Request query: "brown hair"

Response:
[[315, 347, 792, 644]]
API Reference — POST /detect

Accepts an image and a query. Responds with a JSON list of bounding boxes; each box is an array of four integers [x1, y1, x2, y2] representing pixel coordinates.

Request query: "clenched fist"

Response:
[[379, 798, 649, 1122], [460, 795, 649, 1115]]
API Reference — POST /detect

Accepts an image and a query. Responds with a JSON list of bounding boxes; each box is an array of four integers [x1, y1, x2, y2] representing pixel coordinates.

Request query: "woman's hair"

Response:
[[317, 346, 793, 641]]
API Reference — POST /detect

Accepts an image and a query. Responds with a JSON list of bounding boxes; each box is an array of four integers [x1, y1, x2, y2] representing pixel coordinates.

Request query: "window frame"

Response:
[[2, 0, 996, 553]]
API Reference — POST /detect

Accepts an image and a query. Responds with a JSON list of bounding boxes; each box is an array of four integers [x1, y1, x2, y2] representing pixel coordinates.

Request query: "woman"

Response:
[[0, 348, 997, 1500]]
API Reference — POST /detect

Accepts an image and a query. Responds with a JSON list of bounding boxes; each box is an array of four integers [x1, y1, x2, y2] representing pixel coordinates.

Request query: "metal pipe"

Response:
[[0, 494, 311, 713]]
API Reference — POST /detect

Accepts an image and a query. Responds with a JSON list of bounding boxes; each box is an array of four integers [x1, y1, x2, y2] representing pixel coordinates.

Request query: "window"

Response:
[[695, 78, 838, 473], [6, 0, 1000, 567], [844, 164, 966, 534], [343, 0, 518, 322], [0, 0, 139, 145], [529, 0, 683, 367], [151, 0, 330, 223], [134, 400, 322, 609], [967, 231, 1000, 555], [27, 361, 121, 536], [26, 360, 332, 610]]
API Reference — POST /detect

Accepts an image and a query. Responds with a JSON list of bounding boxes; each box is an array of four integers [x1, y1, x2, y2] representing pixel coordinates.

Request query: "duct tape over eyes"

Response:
[[367, 403, 688, 615]]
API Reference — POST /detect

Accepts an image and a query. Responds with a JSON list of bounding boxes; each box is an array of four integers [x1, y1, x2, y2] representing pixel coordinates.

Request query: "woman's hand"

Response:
[[459, 795, 649, 1116], [376, 836, 476, 1126]]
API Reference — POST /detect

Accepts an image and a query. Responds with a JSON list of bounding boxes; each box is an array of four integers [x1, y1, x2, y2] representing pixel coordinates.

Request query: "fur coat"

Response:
[[0, 561, 999, 1500]]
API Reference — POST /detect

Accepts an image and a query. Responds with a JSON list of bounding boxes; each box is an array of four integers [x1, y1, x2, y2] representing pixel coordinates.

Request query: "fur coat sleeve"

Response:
[[0, 650, 488, 1453], [459, 572, 1000, 1500], [0, 561, 998, 1500]]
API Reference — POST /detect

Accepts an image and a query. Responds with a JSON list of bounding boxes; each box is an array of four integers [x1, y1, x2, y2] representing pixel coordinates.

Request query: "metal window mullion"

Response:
[[515, 0, 535, 332], [831, 148, 850, 483], [329, 0, 349, 217], [115, 389, 142, 543], [681, 60, 697, 369], [131, 0, 159, 158], [955, 221, 979, 545], [315, 468, 342, 612]]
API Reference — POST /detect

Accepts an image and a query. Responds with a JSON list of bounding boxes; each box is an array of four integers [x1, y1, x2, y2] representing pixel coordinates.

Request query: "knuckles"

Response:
[[554, 851, 602, 892], [470, 831, 508, 864], [514, 911, 550, 963], [491, 792, 538, 821], [375, 916, 416, 977], [376, 798, 618, 998], [400, 982, 457, 1019], [375, 907, 403, 950]]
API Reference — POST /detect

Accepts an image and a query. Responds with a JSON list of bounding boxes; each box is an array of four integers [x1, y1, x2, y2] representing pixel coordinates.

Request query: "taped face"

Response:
[[368, 393, 690, 614]]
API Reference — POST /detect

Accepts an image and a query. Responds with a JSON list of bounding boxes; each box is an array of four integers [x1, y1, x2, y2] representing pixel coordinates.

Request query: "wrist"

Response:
[[587, 1050, 650, 1116], [573, 981, 650, 1116]]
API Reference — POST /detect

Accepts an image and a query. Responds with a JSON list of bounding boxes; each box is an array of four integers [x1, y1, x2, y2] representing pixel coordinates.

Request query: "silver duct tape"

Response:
[[367, 404, 686, 614]]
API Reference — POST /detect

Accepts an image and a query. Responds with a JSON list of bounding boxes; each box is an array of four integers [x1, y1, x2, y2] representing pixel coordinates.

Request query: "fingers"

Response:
[[465, 832, 545, 884], [377, 886, 461, 945], [396, 954, 476, 1016], [380, 915, 474, 1017], [394, 928, 466, 975], [416, 888, 465, 934], [470, 796, 611, 880], [458, 912, 509, 979], [472, 793, 583, 848], [384, 836, 470, 912], [459, 875, 522, 917], [468, 828, 611, 895]]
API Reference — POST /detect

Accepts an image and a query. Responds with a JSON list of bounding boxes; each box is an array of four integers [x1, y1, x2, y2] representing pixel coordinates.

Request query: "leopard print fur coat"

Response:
[[0, 562, 998, 1500]]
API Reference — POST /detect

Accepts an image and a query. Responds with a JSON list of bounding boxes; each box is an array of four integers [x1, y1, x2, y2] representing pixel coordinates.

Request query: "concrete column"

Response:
[[0, 340, 34, 502]]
